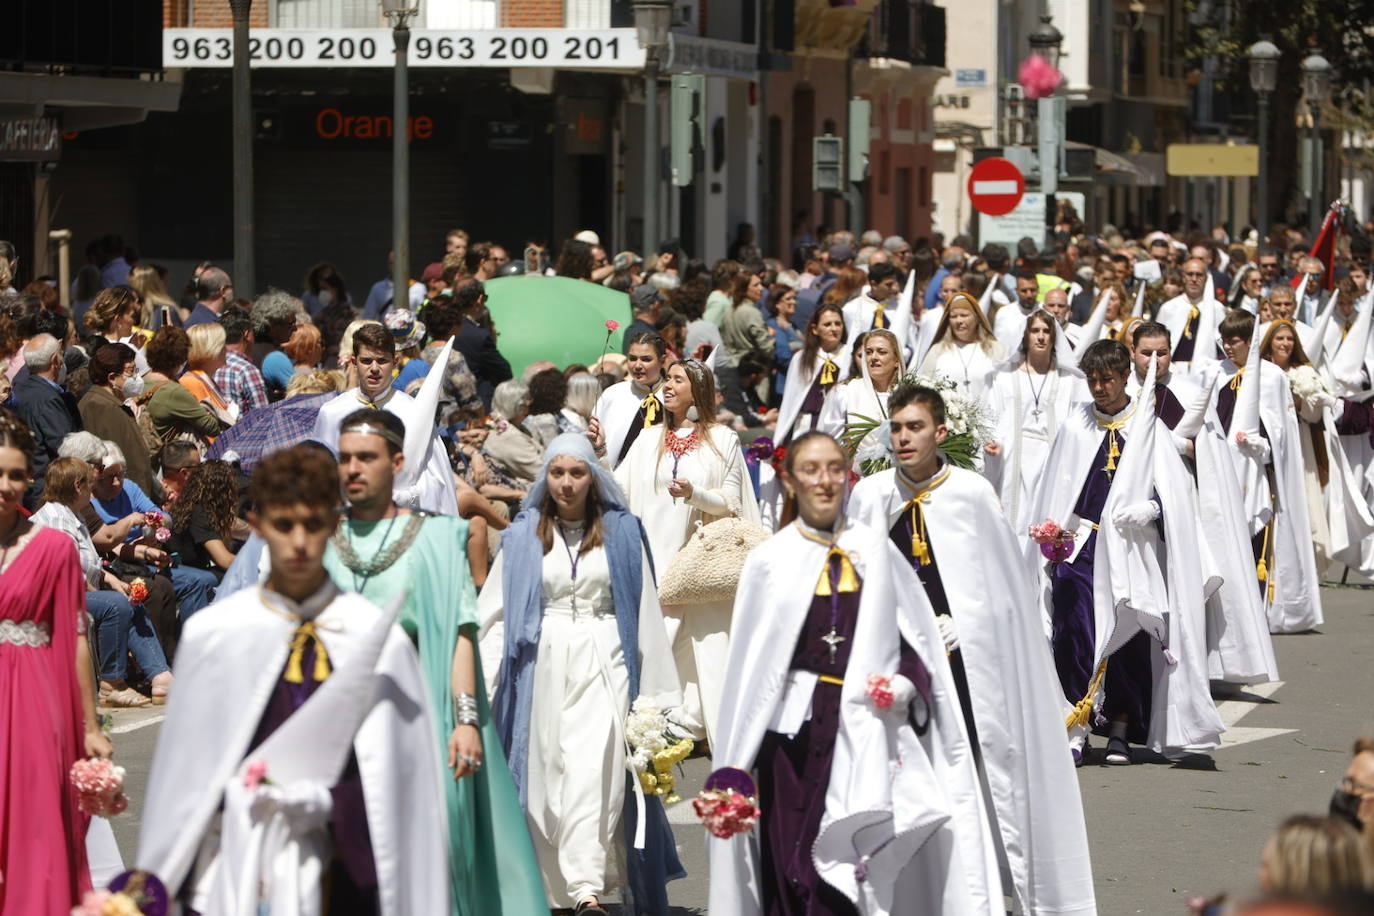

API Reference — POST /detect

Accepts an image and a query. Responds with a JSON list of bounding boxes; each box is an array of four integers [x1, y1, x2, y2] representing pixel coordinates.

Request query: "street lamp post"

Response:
[[229, 0, 254, 296], [382, 0, 419, 313], [633, 1, 672, 254], [1247, 39, 1279, 241], [1301, 50, 1331, 240], [1027, 14, 1063, 248]]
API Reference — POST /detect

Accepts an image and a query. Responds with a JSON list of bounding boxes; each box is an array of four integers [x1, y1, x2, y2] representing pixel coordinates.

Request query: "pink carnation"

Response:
[[153, 526, 172, 543], [1028, 519, 1063, 543], [70, 758, 128, 817], [605, 319, 621, 331], [866, 673, 894, 709], [1018, 54, 1063, 100], [243, 759, 270, 790], [694, 788, 760, 839]]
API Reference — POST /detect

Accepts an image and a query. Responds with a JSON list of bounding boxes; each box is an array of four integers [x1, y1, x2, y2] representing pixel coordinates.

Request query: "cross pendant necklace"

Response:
[[821, 627, 846, 662]]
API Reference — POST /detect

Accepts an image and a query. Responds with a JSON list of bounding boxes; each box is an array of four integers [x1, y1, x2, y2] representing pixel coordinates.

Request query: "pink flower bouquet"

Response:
[[70, 758, 129, 817], [142, 511, 172, 543], [866, 674, 894, 709], [1029, 519, 1076, 563], [695, 767, 761, 839]]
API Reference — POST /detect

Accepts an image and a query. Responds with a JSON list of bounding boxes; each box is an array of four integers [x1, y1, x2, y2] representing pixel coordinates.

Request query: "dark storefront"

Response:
[[49, 66, 618, 294]]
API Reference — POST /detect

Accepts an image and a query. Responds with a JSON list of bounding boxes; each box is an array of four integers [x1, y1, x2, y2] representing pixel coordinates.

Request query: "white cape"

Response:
[[709, 520, 1003, 916], [849, 467, 1096, 915], [593, 378, 662, 468], [136, 584, 449, 915], [774, 343, 852, 448]]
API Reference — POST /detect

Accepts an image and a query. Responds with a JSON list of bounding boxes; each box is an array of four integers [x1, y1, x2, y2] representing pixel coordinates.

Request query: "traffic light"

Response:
[[671, 74, 704, 187], [813, 134, 844, 192]]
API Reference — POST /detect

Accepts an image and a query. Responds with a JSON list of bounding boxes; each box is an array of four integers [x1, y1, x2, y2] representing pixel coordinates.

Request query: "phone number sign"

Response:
[[163, 28, 645, 69]]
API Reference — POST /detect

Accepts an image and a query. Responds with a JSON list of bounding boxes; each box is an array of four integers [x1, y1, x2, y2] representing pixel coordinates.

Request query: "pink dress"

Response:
[[0, 527, 91, 911]]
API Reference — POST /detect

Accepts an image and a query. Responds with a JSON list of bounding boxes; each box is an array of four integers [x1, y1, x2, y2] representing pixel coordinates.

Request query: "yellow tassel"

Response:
[[818, 358, 838, 386], [1106, 434, 1120, 471], [641, 394, 661, 427], [1228, 368, 1246, 391], [1184, 307, 1199, 338], [1065, 660, 1109, 729], [815, 547, 861, 595], [1256, 557, 1268, 582], [283, 622, 332, 685], [873, 306, 887, 329], [1267, 579, 1276, 602]]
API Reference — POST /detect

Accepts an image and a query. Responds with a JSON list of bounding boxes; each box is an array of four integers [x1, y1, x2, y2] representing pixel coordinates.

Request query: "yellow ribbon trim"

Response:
[[1065, 659, 1108, 729], [818, 358, 838, 386], [1228, 368, 1246, 392], [283, 621, 332, 685], [641, 393, 661, 427], [818, 674, 845, 686], [815, 546, 861, 596], [873, 305, 887, 329], [900, 466, 952, 567]]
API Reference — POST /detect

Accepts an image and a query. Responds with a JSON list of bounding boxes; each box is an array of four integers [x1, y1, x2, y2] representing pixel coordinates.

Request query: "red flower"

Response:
[[605, 319, 621, 332], [756, 405, 769, 415]]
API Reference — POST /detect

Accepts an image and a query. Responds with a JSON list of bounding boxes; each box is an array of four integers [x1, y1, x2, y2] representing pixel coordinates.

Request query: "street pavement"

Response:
[[103, 583, 1372, 915]]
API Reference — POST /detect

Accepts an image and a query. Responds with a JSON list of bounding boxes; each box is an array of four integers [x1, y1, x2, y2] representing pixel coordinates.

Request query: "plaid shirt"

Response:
[[215, 348, 270, 414]]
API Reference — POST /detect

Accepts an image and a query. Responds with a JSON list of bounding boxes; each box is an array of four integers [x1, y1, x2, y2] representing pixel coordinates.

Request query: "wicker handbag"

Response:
[[658, 514, 771, 606]]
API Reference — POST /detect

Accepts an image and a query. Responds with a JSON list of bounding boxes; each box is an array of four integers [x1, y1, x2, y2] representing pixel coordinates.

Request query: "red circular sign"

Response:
[[967, 157, 1026, 216]]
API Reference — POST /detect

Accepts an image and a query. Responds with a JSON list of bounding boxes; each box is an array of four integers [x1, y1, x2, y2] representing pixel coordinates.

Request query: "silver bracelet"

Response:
[[454, 693, 479, 727]]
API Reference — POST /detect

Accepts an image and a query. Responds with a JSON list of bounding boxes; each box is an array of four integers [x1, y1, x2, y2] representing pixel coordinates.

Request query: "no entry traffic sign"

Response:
[[967, 157, 1025, 217]]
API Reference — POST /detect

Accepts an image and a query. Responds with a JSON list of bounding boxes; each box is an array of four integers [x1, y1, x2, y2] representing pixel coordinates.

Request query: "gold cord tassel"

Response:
[[814, 546, 861, 596], [873, 306, 887, 329], [1229, 368, 1246, 391], [1065, 660, 1109, 729], [818, 358, 838, 386], [909, 504, 932, 566], [1184, 307, 1199, 338], [284, 622, 332, 684], [1105, 430, 1121, 471]]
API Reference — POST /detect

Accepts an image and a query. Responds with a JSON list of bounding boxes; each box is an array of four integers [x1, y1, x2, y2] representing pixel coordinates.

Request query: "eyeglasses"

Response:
[[1339, 776, 1374, 795]]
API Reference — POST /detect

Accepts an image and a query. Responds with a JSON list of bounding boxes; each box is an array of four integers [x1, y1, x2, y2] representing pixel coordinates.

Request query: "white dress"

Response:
[[817, 378, 892, 469], [478, 523, 679, 909], [982, 365, 1085, 529], [919, 340, 1005, 402], [614, 423, 759, 745]]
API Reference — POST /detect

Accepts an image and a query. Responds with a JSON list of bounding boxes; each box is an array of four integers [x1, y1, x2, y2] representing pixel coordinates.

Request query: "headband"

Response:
[[340, 421, 404, 449]]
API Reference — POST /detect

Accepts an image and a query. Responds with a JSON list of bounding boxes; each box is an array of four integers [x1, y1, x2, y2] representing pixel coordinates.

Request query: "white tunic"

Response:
[[982, 366, 1086, 529], [614, 423, 760, 746], [478, 522, 680, 909], [817, 378, 892, 469], [918, 340, 1005, 402], [593, 378, 662, 469]]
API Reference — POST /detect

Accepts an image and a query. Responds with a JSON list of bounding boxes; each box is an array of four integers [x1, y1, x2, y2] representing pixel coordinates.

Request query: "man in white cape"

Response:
[[848, 382, 1095, 915], [592, 330, 667, 467], [708, 436, 1002, 915], [1154, 258, 1223, 376], [841, 262, 914, 362], [136, 445, 448, 915], [311, 322, 458, 515], [1023, 339, 1223, 764], [1126, 322, 1278, 685]]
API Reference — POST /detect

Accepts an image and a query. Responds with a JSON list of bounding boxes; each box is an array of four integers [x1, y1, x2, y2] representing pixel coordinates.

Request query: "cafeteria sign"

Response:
[[1, 117, 61, 161]]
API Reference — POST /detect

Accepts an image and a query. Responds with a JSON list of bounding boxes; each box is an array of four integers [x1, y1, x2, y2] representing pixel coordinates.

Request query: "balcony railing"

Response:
[[858, 1, 946, 69]]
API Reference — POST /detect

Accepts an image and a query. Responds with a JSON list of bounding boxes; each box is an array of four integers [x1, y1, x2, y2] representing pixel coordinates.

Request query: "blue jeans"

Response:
[[87, 591, 171, 682], [168, 565, 219, 621]]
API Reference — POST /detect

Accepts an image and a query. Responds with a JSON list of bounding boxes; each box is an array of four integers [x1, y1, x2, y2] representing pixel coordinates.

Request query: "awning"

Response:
[[0, 72, 183, 134], [1065, 140, 1165, 187]]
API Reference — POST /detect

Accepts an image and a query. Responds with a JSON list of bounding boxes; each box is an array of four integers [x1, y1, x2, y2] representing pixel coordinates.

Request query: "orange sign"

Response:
[[314, 108, 434, 141]]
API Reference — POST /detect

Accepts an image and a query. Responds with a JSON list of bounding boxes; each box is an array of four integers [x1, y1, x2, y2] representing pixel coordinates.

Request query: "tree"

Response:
[[1185, 0, 1374, 232]]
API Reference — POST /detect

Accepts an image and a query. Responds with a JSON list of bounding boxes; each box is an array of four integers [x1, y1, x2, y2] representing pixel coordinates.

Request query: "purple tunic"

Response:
[[1171, 311, 1201, 362], [246, 634, 380, 915], [788, 373, 837, 445], [1154, 383, 1185, 430], [756, 567, 930, 916], [1048, 427, 1154, 745]]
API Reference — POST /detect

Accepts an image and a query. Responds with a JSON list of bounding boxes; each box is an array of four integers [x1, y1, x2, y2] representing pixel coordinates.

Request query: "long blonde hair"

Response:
[[1261, 815, 1373, 897], [128, 265, 178, 327], [929, 292, 997, 354]]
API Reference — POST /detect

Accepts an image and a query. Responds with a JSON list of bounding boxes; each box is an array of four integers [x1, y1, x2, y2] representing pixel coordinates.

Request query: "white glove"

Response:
[[935, 614, 959, 652], [1234, 431, 1271, 463], [887, 674, 917, 712], [1112, 500, 1161, 530], [1312, 391, 1339, 411], [249, 781, 333, 834]]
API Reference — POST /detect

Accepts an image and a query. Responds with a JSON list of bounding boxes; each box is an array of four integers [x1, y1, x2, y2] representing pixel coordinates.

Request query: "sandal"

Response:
[[100, 687, 152, 708]]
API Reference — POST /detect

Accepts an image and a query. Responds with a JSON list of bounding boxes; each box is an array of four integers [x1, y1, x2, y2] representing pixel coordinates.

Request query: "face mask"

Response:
[[1329, 789, 1364, 831], [318, 290, 334, 307], [122, 374, 146, 399]]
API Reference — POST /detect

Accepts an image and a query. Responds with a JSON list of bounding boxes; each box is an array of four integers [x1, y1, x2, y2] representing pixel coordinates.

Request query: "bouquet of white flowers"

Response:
[[1286, 364, 1330, 404], [840, 371, 994, 474], [625, 698, 693, 803]]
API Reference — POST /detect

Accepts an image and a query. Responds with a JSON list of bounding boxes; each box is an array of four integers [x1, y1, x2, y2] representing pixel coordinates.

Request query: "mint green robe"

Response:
[[325, 515, 546, 915]]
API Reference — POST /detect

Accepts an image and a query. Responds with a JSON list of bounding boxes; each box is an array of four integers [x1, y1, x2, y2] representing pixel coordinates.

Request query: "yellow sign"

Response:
[[1166, 144, 1259, 177]]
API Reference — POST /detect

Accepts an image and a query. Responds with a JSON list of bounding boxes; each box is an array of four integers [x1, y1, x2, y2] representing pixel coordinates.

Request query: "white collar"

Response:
[[260, 578, 340, 621]]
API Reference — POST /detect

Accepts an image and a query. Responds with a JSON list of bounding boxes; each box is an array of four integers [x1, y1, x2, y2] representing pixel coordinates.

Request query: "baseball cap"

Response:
[[630, 284, 660, 312], [421, 262, 445, 283], [828, 243, 856, 262], [574, 229, 601, 245], [613, 251, 643, 272]]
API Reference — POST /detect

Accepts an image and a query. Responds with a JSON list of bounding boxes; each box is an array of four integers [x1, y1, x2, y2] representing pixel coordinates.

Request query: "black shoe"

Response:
[[575, 901, 609, 916], [1104, 736, 1132, 766]]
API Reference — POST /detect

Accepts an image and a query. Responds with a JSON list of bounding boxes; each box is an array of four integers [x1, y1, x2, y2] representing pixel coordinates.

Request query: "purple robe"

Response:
[[1048, 429, 1155, 745], [1154, 383, 1185, 429], [1171, 312, 1201, 362], [756, 569, 929, 916]]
